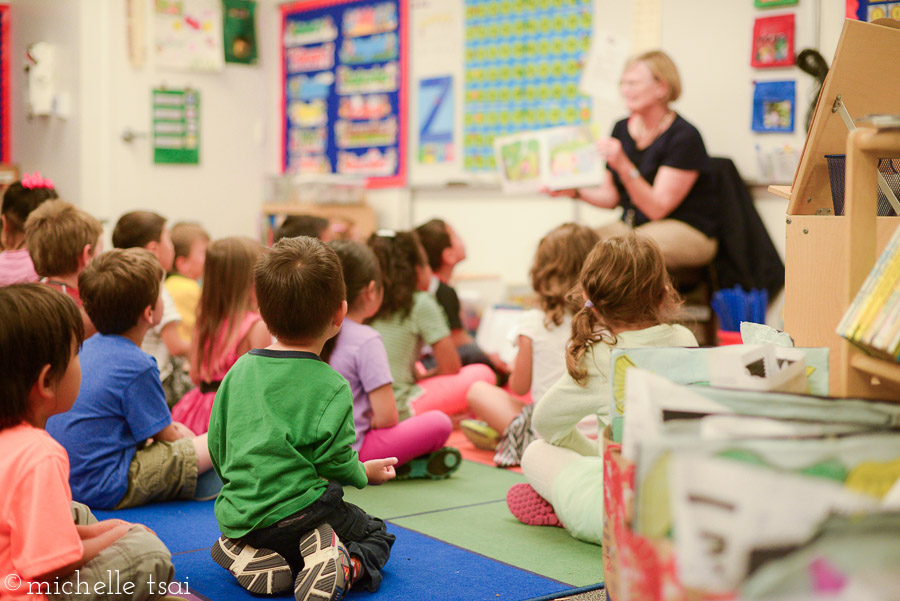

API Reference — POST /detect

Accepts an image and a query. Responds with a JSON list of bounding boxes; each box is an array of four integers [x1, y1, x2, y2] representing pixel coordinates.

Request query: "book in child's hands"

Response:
[[493, 125, 605, 194]]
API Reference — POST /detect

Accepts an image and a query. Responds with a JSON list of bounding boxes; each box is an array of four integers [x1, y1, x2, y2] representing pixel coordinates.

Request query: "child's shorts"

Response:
[[114, 438, 198, 509]]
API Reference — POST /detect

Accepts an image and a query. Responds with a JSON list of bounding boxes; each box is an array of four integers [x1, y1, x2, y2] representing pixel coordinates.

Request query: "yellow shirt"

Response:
[[165, 274, 200, 343]]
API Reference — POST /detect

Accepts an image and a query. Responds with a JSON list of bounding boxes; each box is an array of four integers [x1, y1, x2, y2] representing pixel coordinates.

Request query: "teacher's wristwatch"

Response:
[[628, 166, 641, 180]]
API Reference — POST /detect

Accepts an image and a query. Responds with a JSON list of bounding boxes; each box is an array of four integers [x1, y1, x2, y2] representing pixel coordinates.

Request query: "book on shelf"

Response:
[[837, 223, 900, 362]]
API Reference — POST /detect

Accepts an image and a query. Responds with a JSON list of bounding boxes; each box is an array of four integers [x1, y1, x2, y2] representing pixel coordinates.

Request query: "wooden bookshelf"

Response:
[[779, 18, 900, 401]]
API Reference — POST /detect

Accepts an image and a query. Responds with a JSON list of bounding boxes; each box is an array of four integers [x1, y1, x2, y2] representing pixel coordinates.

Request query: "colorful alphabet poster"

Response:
[[152, 88, 200, 164], [750, 14, 795, 68], [281, 0, 407, 187], [418, 76, 454, 164], [464, 0, 593, 172], [752, 80, 795, 133], [847, 0, 900, 20]]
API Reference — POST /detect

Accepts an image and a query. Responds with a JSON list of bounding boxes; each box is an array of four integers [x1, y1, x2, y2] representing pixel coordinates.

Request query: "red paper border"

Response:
[[750, 14, 795, 69], [1, 6, 9, 163], [280, 0, 408, 188]]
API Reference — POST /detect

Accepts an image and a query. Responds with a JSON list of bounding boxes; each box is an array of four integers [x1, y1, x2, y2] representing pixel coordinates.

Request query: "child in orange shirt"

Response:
[[0, 284, 175, 601]]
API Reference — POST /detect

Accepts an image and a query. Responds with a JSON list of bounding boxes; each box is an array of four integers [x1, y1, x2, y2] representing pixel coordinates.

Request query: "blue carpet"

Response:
[[96, 502, 574, 601], [95, 499, 220, 554]]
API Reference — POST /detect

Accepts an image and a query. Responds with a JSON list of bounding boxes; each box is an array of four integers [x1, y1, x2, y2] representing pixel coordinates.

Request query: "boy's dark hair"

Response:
[[24, 200, 103, 277], [0, 284, 84, 431], [1, 180, 59, 234], [275, 215, 330, 242], [170, 222, 210, 261], [112, 211, 166, 249], [254, 237, 346, 343], [79, 248, 164, 335], [367, 230, 426, 320], [415, 219, 451, 271]]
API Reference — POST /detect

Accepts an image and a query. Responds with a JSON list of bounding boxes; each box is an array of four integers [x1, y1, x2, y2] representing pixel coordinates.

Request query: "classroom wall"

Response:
[[10, 0, 83, 203], [6, 0, 849, 303]]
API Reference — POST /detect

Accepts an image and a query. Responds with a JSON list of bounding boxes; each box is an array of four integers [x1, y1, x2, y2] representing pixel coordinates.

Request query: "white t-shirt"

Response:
[[141, 284, 181, 381], [509, 309, 572, 403]]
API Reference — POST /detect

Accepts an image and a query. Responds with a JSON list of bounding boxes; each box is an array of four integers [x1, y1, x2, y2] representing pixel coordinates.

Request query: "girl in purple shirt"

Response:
[[323, 240, 460, 480]]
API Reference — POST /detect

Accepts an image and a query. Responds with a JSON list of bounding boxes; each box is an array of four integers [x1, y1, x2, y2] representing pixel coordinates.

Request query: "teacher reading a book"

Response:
[[550, 50, 718, 269]]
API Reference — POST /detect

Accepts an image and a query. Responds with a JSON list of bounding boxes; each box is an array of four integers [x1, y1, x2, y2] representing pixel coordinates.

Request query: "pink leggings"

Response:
[[412, 363, 496, 416], [358, 410, 453, 466]]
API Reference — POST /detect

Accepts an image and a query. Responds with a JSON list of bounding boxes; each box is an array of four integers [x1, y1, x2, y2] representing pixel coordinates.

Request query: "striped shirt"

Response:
[[369, 291, 450, 419]]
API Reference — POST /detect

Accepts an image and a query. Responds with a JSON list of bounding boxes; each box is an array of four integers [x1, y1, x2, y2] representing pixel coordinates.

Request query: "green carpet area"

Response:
[[394, 501, 603, 586], [344, 460, 526, 518], [344, 461, 603, 586]]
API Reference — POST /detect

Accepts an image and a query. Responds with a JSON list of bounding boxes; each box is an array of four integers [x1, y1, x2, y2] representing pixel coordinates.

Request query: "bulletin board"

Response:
[[281, 0, 408, 188], [848, 1, 900, 21], [0, 5, 9, 163]]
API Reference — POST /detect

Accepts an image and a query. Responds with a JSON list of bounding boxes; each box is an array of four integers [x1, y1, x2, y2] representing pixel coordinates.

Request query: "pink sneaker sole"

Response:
[[507, 483, 562, 527]]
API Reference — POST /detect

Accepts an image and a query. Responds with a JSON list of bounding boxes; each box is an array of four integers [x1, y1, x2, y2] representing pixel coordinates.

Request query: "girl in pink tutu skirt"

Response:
[[172, 237, 271, 434]]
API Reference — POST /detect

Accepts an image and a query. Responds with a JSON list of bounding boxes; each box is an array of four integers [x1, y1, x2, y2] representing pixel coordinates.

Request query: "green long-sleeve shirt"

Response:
[[208, 349, 367, 538]]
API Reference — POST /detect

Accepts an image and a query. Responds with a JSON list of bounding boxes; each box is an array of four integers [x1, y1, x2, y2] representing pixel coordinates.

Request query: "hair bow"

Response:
[[21, 171, 55, 190]]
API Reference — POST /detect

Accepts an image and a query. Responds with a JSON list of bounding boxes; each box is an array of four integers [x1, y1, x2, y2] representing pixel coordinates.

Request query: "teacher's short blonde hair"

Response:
[[625, 50, 682, 103]]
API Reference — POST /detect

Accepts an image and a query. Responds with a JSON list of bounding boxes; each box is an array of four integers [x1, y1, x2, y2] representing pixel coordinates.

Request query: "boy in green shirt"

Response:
[[208, 237, 397, 601]]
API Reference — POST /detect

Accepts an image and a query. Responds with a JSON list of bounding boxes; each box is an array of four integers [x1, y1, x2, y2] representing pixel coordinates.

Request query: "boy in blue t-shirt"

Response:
[[208, 237, 397, 601], [47, 248, 218, 509]]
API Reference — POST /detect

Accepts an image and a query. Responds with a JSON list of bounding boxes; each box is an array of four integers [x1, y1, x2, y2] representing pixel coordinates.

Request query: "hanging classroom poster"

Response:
[[847, 0, 900, 20], [750, 14, 795, 68], [755, 0, 798, 7], [223, 0, 258, 64], [464, 0, 593, 172], [152, 88, 200, 164], [154, 0, 224, 72], [281, 0, 408, 188], [752, 80, 795, 133], [417, 76, 454, 164]]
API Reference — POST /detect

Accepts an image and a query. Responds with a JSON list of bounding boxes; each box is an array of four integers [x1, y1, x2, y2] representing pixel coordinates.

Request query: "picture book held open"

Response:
[[493, 125, 605, 194]]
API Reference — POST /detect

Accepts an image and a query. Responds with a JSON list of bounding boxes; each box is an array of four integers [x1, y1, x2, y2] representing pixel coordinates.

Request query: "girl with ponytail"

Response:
[[508, 233, 697, 544], [462, 223, 599, 466]]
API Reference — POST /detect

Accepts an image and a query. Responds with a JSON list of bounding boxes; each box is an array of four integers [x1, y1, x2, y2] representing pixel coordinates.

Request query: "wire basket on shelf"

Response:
[[825, 154, 900, 216]]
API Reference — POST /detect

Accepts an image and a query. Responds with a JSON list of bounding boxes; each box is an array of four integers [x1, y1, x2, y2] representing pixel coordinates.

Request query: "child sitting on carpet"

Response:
[[208, 237, 397, 601], [112, 211, 192, 407], [367, 230, 494, 419], [0, 173, 58, 286], [323, 240, 458, 479], [508, 234, 697, 544], [47, 249, 219, 510], [415, 218, 508, 381], [171, 237, 270, 434], [275, 214, 334, 242], [0, 284, 176, 601], [165, 221, 210, 344], [24, 199, 104, 338], [462, 223, 599, 465]]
